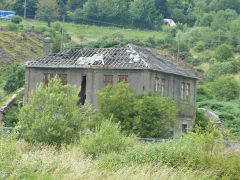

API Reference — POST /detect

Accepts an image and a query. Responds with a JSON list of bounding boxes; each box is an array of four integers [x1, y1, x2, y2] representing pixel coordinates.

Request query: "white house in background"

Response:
[[163, 19, 176, 27]]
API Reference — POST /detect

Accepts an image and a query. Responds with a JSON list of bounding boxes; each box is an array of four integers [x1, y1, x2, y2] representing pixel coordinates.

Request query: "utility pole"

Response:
[[61, 15, 65, 51], [24, 0, 27, 19]]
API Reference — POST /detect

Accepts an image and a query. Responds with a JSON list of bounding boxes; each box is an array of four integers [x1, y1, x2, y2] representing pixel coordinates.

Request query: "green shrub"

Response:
[[195, 110, 211, 132], [3, 63, 25, 93], [96, 83, 178, 138], [17, 77, 93, 146], [96, 83, 136, 134], [80, 119, 135, 158], [6, 23, 19, 31], [214, 44, 234, 62], [194, 41, 205, 52], [11, 16, 22, 24], [133, 94, 178, 138], [210, 76, 240, 101], [205, 62, 237, 81], [197, 85, 214, 102], [2, 106, 19, 127]]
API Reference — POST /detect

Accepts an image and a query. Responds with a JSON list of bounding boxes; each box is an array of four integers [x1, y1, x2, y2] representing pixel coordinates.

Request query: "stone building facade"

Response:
[[23, 45, 198, 135]]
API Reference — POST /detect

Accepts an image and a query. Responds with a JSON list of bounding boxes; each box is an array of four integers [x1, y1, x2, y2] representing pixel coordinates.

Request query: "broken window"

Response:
[[77, 76, 86, 105], [182, 124, 187, 134], [161, 79, 165, 96], [58, 74, 68, 85], [186, 83, 190, 100], [181, 82, 185, 99], [104, 75, 113, 87], [44, 73, 53, 87], [118, 75, 128, 83], [154, 77, 159, 92]]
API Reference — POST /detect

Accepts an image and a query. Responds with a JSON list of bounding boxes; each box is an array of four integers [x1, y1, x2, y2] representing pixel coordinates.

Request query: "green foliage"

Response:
[[3, 63, 25, 93], [205, 62, 237, 81], [197, 85, 214, 102], [6, 23, 19, 31], [17, 77, 92, 146], [2, 106, 19, 127], [133, 94, 178, 138], [210, 76, 240, 101], [214, 44, 234, 62], [198, 100, 240, 136], [35, 0, 59, 27], [80, 119, 135, 158], [195, 110, 211, 132], [194, 41, 205, 52], [96, 83, 178, 138], [11, 15, 22, 24], [96, 83, 136, 133]]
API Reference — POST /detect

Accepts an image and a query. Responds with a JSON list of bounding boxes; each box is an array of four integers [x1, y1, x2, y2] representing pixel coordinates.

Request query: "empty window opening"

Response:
[[186, 83, 190, 100], [181, 82, 185, 99], [161, 79, 165, 96], [154, 77, 159, 92], [119, 75, 128, 83], [182, 124, 187, 134], [77, 76, 87, 105], [104, 75, 113, 87], [44, 73, 53, 87]]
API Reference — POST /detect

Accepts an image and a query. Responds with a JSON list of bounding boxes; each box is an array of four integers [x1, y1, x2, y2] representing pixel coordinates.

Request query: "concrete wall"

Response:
[[25, 67, 197, 135]]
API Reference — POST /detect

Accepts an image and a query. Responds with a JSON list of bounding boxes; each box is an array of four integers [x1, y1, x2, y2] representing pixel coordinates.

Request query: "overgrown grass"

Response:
[[22, 19, 168, 43]]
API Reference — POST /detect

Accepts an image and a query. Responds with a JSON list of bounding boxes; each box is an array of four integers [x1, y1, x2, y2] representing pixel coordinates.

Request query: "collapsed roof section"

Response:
[[22, 44, 198, 79]]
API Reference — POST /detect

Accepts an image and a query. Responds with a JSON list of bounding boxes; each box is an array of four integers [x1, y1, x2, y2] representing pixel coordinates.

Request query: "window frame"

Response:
[[104, 75, 114, 87]]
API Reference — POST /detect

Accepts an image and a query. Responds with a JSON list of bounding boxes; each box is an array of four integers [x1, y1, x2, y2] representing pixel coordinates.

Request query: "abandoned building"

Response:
[[22, 44, 198, 135]]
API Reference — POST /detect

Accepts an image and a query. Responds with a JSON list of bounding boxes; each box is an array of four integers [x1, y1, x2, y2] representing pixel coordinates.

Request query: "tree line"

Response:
[[1, 0, 240, 29]]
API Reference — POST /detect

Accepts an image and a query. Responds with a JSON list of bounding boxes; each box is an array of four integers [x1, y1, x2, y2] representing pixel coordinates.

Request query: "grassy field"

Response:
[[0, 31, 43, 64], [22, 19, 169, 43]]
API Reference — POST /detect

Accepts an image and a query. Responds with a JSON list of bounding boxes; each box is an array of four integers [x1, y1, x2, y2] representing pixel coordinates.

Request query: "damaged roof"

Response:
[[23, 44, 198, 79]]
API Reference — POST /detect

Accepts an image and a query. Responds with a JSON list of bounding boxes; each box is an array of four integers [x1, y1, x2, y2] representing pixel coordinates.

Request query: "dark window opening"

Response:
[[44, 73, 53, 87], [77, 76, 86, 105], [182, 124, 187, 134]]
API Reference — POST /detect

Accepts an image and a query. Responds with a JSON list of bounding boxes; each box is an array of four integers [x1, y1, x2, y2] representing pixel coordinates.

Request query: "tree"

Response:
[[209, 0, 240, 13], [35, 0, 59, 27], [12, 0, 38, 18], [67, 0, 87, 11], [129, 0, 158, 29], [155, 0, 169, 17], [214, 44, 234, 62], [17, 77, 92, 146]]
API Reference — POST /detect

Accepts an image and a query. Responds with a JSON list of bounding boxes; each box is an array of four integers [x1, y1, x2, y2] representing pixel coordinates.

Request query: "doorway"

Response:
[[77, 76, 86, 105]]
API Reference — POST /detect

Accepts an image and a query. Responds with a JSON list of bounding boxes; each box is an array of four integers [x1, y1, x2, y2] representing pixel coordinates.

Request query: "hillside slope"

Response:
[[0, 31, 43, 65]]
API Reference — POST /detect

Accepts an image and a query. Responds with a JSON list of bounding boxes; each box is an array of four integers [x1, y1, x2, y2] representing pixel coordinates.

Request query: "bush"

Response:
[[6, 23, 19, 31], [17, 77, 93, 146], [196, 85, 214, 102], [2, 106, 19, 127], [96, 83, 178, 138], [11, 16, 22, 24], [194, 41, 205, 52], [215, 44, 234, 62], [96, 83, 136, 134], [195, 110, 211, 132], [205, 62, 237, 81], [80, 119, 135, 158], [133, 94, 178, 138], [211, 76, 240, 101], [3, 63, 25, 93]]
